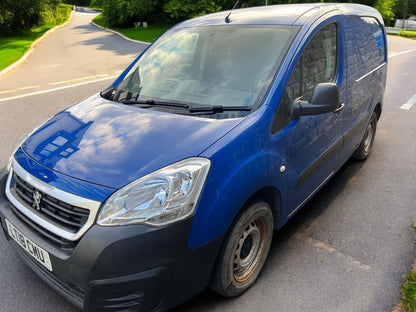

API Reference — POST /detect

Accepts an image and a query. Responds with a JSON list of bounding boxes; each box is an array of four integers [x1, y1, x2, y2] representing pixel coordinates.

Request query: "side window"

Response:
[[345, 17, 385, 80], [285, 23, 338, 105]]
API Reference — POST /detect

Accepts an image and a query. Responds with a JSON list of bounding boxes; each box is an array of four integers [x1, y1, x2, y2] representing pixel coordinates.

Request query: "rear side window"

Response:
[[285, 23, 338, 105], [345, 16, 385, 79]]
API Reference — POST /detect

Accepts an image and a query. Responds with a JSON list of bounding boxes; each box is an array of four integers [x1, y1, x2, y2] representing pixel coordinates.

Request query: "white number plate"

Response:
[[5, 219, 52, 271]]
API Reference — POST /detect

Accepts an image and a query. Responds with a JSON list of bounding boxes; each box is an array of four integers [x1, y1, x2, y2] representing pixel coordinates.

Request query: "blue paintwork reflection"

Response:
[[22, 94, 242, 189], [28, 112, 93, 166], [15, 148, 115, 202]]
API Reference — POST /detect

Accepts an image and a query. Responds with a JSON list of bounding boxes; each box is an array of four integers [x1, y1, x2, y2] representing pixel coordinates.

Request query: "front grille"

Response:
[[10, 203, 76, 251], [13, 173, 90, 233]]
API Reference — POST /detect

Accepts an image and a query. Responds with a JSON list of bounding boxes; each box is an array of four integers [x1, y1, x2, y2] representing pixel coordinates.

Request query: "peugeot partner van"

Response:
[[0, 3, 387, 312]]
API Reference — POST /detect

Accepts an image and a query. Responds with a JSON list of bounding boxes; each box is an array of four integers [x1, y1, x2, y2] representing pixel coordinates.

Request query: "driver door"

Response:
[[281, 22, 346, 216]]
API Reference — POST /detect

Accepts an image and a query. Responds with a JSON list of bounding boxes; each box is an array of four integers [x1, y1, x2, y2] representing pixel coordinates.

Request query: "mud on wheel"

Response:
[[352, 111, 378, 161], [210, 201, 274, 297]]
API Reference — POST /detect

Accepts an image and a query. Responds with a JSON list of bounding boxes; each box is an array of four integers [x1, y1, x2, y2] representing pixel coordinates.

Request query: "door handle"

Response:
[[334, 103, 345, 113]]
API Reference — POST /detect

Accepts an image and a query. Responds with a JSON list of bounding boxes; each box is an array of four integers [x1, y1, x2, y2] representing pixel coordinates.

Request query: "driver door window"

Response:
[[286, 23, 338, 106]]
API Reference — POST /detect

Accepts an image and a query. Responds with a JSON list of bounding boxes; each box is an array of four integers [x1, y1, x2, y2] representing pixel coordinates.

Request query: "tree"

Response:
[[163, 0, 220, 22], [127, 0, 160, 21], [0, 0, 63, 34], [373, 0, 397, 24], [63, 0, 90, 5], [100, 0, 161, 27], [394, 0, 416, 19]]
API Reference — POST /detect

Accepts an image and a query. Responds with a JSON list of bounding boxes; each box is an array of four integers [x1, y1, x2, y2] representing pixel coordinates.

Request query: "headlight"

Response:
[[97, 157, 211, 227], [6, 120, 48, 173]]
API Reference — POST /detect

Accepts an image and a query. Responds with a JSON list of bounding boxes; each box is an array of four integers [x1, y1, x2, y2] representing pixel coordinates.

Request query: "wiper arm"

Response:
[[189, 105, 251, 114], [120, 100, 251, 114], [121, 99, 190, 109]]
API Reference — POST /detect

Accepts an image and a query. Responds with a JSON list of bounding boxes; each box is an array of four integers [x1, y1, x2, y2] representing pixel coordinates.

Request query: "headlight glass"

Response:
[[97, 157, 211, 226]]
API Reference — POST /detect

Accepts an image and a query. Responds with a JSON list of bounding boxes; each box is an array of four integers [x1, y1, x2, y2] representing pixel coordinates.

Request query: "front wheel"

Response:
[[352, 111, 378, 161], [210, 201, 274, 297]]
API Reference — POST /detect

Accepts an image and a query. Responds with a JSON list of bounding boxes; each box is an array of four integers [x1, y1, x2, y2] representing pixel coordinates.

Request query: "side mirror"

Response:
[[290, 83, 340, 119]]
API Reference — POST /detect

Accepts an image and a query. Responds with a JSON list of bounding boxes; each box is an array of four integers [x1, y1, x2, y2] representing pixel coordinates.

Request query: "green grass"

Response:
[[402, 271, 416, 312], [0, 4, 72, 72], [0, 35, 36, 71], [93, 14, 171, 43], [400, 29, 416, 40]]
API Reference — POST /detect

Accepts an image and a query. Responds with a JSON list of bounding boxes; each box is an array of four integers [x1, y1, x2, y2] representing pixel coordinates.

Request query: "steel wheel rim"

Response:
[[364, 120, 375, 155], [233, 216, 268, 283]]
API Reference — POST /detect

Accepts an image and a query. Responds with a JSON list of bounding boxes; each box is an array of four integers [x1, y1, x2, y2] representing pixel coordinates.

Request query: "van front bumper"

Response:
[[0, 168, 222, 312]]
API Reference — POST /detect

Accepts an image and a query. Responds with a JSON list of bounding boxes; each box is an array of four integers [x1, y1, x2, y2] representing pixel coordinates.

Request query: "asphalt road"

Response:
[[0, 11, 415, 312], [0, 9, 147, 165]]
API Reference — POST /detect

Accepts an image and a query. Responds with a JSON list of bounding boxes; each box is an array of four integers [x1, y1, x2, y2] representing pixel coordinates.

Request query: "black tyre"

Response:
[[210, 201, 274, 297], [352, 111, 378, 161]]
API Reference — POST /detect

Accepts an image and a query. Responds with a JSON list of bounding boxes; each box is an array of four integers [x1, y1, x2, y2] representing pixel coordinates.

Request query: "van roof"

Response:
[[175, 3, 382, 28]]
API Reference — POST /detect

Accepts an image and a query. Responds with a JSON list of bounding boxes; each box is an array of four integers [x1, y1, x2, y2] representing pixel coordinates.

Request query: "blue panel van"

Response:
[[0, 3, 387, 311]]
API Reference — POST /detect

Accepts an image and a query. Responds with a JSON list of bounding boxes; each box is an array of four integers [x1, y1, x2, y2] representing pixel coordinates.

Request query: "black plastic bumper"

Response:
[[0, 168, 223, 311]]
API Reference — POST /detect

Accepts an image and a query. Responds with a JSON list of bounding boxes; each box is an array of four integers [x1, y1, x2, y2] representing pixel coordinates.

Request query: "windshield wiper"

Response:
[[121, 100, 251, 115], [121, 99, 190, 109], [189, 105, 251, 114]]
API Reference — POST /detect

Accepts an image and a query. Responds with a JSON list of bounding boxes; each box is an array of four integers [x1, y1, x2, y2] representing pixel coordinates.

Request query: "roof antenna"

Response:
[[225, 0, 239, 23]]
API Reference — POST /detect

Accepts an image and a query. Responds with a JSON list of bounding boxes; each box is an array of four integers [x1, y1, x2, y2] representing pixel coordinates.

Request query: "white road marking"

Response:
[[18, 85, 41, 90], [40, 64, 63, 69], [388, 49, 416, 58], [49, 74, 110, 85], [400, 94, 416, 110], [0, 85, 40, 95], [0, 74, 114, 96], [0, 76, 116, 103]]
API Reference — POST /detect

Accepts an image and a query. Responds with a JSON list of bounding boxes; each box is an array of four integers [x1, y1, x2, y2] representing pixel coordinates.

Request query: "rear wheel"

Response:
[[210, 201, 273, 297], [352, 111, 378, 160]]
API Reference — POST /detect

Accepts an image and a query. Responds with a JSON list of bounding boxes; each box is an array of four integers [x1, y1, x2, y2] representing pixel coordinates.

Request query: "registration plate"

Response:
[[5, 219, 52, 271]]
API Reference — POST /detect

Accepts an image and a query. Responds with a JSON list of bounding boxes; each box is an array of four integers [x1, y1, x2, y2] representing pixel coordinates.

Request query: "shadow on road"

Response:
[[171, 159, 365, 311], [72, 24, 148, 56], [78, 36, 147, 56], [71, 23, 101, 34]]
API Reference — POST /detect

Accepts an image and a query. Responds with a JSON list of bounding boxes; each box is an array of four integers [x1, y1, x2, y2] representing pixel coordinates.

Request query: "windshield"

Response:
[[106, 25, 298, 117]]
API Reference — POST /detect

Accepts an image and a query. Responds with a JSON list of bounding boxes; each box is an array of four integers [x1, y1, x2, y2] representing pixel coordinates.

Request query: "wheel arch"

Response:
[[374, 102, 382, 120], [188, 153, 285, 249], [244, 186, 282, 229]]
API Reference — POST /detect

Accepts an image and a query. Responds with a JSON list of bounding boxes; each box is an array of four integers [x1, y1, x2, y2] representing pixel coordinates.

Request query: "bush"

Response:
[[100, 0, 159, 27], [401, 29, 416, 39], [89, 0, 103, 8], [163, 0, 220, 22], [0, 0, 67, 34]]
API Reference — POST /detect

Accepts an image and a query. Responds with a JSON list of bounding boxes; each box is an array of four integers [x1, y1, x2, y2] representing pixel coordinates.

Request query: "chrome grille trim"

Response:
[[13, 173, 90, 231], [5, 159, 102, 241]]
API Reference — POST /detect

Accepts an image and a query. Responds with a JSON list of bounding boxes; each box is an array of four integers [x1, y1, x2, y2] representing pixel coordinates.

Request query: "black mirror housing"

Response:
[[290, 83, 340, 119]]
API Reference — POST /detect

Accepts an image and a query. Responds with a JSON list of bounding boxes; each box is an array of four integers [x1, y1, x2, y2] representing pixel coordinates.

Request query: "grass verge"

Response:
[[0, 4, 72, 72], [93, 14, 171, 43], [401, 223, 416, 312], [400, 29, 416, 40], [402, 271, 416, 312]]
